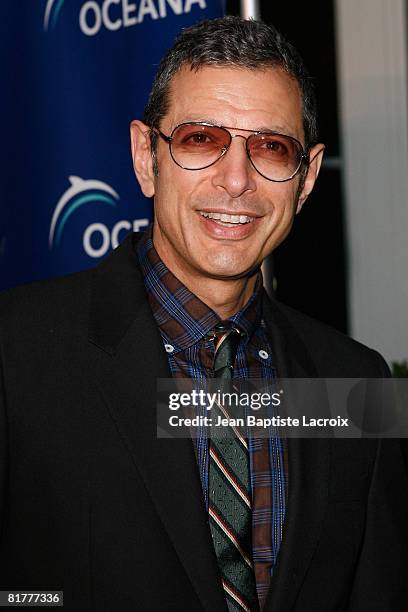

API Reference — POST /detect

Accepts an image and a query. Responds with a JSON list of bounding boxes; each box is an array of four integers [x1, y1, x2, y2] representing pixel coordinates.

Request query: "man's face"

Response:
[[131, 65, 323, 283]]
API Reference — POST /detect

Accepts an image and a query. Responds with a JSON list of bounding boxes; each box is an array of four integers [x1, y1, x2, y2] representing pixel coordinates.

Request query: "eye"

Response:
[[249, 134, 294, 162], [183, 132, 213, 145], [263, 139, 288, 154]]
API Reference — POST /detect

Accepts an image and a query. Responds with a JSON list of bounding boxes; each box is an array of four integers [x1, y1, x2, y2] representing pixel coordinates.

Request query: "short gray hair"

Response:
[[143, 16, 318, 175]]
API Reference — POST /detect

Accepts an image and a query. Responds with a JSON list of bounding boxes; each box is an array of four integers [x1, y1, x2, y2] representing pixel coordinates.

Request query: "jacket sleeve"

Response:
[[349, 354, 408, 610], [348, 438, 408, 610]]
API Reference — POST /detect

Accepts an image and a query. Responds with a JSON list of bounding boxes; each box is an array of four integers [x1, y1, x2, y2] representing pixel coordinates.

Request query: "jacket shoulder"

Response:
[[0, 269, 93, 341], [0, 232, 140, 326], [267, 298, 389, 377]]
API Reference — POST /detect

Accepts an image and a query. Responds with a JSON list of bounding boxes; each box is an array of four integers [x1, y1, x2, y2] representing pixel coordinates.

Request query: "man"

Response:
[[0, 16, 407, 612]]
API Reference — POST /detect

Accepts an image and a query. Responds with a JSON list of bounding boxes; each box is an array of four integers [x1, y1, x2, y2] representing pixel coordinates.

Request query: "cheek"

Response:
[[153, 173, 202, 246], [156, 156, 197, 202], [264, 183, 299, 222]]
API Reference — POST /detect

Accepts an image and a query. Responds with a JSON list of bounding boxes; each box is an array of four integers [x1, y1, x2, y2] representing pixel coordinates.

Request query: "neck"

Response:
[[191, 275, 258, 319], [152, 239, 258, 320]]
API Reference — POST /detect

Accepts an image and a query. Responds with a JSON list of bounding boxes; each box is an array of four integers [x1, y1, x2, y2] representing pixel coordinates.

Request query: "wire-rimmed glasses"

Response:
[[153, 121, 308, 182]]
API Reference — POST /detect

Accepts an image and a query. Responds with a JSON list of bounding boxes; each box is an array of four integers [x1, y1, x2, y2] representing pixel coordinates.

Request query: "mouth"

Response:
[[198, 211, 256, 227]]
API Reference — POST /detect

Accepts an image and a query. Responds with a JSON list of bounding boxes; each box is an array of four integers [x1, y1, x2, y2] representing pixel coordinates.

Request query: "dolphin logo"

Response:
[[44, 0, 65, 31], [49, 176, 119, 248]]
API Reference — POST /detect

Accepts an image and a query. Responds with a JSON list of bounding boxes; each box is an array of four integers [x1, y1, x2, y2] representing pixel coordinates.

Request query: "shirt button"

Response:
[[258, 349, 269, 360], [165, 344, 174, 354]]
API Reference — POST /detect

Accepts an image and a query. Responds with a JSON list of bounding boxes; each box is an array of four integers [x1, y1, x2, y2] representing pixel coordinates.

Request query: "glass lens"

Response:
[[247, 133, 303, 181], [170, 124, 230, 169]]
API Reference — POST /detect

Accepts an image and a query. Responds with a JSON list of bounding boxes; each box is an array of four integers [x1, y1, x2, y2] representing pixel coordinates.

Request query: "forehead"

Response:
[[164, 65, 304, 141]]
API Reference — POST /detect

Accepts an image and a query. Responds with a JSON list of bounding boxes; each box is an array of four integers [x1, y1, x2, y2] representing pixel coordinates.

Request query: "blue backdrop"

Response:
[[0, 0, 225, 289]]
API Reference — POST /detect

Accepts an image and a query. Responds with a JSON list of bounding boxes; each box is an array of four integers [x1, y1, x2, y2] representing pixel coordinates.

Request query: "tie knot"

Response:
[[212, 322, 242, 379], [214, 320, 234, 333]]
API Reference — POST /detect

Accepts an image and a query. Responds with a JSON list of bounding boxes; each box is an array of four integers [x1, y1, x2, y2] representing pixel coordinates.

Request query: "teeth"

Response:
[[199, 211, 255, 224]]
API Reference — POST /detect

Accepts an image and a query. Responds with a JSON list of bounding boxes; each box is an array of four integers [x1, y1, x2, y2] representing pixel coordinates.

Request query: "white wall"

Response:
[[335, 0, 408, 363]]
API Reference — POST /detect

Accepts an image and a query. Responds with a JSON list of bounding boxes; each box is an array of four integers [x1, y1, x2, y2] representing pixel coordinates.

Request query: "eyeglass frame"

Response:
[[151, 121, 310, 183]]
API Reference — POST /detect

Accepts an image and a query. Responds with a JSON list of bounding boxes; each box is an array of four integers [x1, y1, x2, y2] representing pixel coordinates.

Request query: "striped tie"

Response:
[[209, 322, 259, 612]]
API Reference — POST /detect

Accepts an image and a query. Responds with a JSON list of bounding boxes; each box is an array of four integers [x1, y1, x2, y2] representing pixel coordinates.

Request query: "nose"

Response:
[[212, 135, 257, 198]]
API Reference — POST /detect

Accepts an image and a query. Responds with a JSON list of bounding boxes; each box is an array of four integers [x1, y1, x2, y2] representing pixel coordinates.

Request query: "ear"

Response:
[[296, 143, 325, 214], [130, 120, 155, 198]]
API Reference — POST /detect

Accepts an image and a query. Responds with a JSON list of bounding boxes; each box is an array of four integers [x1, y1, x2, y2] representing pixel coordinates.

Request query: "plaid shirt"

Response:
[[137, 228, 287, 608]]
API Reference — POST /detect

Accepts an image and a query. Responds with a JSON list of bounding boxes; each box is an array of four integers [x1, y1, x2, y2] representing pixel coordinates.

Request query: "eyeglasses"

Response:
[[153, 122, 308, 182]]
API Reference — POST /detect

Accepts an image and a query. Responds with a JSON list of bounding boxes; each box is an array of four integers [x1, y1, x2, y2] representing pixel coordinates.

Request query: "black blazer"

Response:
[[0, 233, 407, 611]]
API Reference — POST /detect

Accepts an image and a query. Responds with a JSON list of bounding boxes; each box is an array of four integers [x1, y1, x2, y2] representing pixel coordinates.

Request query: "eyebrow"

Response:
[[175, 117, 297, 138]]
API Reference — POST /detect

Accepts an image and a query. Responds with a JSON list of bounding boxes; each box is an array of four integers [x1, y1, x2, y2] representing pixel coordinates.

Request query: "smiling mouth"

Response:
[[199, 211, 256, 225]]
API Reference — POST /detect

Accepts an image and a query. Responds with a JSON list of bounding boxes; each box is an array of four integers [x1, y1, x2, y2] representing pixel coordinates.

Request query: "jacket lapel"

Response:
[[262, 295, 331, 611], [88, 233, 227, 611]]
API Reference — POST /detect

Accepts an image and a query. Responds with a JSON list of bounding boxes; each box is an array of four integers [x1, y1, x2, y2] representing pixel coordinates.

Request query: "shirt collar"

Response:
[[136, 226, 263, 353]]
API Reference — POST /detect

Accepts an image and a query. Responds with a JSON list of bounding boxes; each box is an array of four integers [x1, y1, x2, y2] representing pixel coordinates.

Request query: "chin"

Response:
[[200, 254, 259, 280]]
